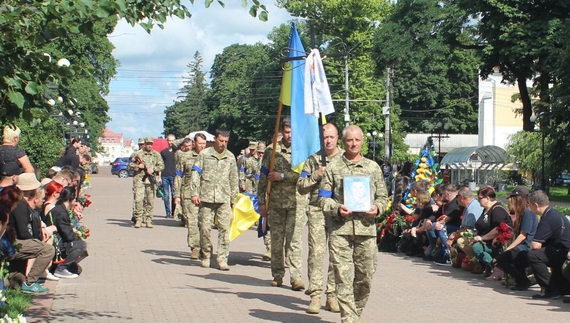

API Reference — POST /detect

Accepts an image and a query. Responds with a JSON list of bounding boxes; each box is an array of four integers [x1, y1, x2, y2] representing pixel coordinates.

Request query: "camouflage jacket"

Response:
[[190, 147, 238, 204], [128, 149, 164, 185], [173, 149, 196, 198], [297, 148, 344, 206], [242, 155, 261, 194], [318, 154, 388, 236], [258, 140, 306, 209]]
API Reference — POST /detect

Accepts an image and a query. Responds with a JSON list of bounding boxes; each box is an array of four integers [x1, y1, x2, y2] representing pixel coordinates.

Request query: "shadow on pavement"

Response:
[[186, 272, 270, 287], [106, 218, 133, 227], [249, 308, 336, 323], [385, 252, 570, 312]]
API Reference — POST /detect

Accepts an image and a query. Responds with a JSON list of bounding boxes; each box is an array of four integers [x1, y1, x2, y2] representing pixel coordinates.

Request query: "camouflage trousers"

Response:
[[268, 206, 307, 283], [329, 234, 377, 323], [134, 183, 155, 222], [263, 234, 271, 249], [200, 202, 231, 264], [305, 205, 335, 297], [183, 198, 200, 250]]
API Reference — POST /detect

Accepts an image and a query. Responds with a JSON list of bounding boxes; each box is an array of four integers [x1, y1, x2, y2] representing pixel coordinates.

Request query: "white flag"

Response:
[[304, 49, 335, 116]]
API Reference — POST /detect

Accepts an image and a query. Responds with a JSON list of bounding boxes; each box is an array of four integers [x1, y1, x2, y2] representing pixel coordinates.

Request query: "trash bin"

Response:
[[468, 181, 476, 191]]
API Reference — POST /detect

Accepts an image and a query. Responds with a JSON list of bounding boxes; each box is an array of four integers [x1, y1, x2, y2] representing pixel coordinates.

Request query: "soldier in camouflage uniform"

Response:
[[190, 130, 238, 271], [131, 138, 145, 223], [297, 123, 343, 314], [129, 136, 164, 228], [173, 138, 193, 222], [241, 143, 260, 194], [318, 125, 388, 323], [258, 118, 308, 291], [175, 133, 207, 259], [238, 143, 255, 192]]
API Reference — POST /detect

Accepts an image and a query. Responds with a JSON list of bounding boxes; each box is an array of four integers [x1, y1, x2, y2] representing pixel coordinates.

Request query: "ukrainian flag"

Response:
[[281, 23, 321, 173]]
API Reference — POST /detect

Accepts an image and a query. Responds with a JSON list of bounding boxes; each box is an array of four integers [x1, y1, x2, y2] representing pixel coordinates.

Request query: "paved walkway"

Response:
[[46, 167, 570, 322]]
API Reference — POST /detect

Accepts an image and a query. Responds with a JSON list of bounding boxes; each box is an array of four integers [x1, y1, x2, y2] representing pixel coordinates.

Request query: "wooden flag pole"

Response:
[[263, 100, 284, 231]]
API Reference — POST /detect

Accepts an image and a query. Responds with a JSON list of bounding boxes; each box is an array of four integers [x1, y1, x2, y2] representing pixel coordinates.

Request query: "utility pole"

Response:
[[344, 56, 350, 128], [383, 67, 391, 162]]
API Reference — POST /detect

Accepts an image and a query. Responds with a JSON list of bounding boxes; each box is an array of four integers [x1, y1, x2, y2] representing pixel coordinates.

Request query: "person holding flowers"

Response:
[[470, 186, 512, 276], [49, 186, 88, 279], [493, 186, 538, 287]]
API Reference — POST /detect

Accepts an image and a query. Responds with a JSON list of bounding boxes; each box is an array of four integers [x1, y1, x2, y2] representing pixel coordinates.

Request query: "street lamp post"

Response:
[[530, 114, 546, 191], [366, 131, 383, 161], [427, 122, 450, 163]]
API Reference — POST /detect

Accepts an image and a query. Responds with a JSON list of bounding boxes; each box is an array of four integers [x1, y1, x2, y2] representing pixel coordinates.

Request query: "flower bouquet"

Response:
[[495, 222, 512, 249]]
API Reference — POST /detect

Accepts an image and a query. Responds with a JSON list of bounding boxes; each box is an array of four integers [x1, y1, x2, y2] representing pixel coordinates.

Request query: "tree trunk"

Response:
[[517, 75, 534, 132]]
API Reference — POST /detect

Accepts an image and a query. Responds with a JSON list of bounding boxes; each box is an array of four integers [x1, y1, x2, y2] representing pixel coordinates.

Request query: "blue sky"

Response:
[[106, 2, 295, 142]]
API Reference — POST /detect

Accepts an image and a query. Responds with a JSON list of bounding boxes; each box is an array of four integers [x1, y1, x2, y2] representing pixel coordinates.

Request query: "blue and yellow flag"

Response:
[[229, 193, 261, 241], [281, 23, 321, 173]]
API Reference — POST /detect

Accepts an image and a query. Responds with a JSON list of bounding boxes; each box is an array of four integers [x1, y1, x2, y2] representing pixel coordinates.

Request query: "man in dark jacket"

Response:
[[10, 173, 54, 293], [528, 190, 570, 299]]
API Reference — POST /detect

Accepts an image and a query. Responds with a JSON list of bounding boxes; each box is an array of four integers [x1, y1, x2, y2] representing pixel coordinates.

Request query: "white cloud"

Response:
[[106, 2, 295, 141]]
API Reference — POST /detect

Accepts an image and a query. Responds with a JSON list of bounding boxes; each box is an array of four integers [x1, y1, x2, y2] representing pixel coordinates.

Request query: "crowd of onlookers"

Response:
[[383, 178, 570, 301], [0, 125, 91, 295]]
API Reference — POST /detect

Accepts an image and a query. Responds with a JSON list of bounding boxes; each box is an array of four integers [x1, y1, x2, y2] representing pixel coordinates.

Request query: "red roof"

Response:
[[124, 139, 132, 147], [152, 138, 168, 153], [102, 128, 123, 139]]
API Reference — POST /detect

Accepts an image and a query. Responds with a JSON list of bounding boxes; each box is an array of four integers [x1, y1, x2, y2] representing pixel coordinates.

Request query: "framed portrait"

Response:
[[343, 175, 372, 212]]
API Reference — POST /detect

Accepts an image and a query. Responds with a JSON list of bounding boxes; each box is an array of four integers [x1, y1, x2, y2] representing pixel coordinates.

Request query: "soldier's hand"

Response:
[[147, 167, 154, 174], [174, 197, 180, 205], [191, 196, 201, 205], [316, 166, 326, 178], [138, 163, 145, 169], [259, 204, 268, 218], [366, 204, 378, 218], [267, 172, 282, 182], [240, 184, 246, 191], [339, 205, 351, 217]]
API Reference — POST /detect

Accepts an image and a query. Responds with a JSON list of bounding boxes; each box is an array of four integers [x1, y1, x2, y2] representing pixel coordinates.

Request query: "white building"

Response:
[[95, 128, 136, 165]]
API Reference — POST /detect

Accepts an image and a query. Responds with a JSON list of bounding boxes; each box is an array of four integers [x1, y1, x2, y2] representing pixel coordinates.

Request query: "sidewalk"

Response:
[[44, 169, 570, 322]]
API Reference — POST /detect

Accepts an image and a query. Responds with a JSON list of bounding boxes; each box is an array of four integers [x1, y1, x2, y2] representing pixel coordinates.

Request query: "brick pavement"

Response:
[[46, 167, 570, 322]]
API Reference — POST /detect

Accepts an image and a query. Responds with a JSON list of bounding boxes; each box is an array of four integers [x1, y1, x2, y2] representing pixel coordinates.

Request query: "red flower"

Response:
[[84, 200, 92, 208], [437, 215, 446, 222], [497, 222, 511, 234], [462, 257, 472, 265]]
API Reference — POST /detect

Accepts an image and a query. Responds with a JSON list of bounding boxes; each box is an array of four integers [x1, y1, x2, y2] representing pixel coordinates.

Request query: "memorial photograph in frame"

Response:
[[343, 175, 372, 212]]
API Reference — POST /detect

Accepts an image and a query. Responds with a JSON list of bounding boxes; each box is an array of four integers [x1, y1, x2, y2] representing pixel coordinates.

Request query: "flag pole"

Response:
[[263, 100, 283, 231]]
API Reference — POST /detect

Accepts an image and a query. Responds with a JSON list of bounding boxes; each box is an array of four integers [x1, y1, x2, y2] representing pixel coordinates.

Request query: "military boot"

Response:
[[306, 296, 321, 314], [325, 294, 340, 312], [262, 247, 271, 261], [190, 248, 200, 260], [134, 218, 141, 228], [201, 258, 210, 268], [146, 218, 153, 228], [291, 280, 305, 291]]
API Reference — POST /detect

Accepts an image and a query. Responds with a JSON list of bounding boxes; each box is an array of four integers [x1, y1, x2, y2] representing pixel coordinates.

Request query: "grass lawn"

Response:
[[1, 288, 33, 319], [495, 185, 570, 204]]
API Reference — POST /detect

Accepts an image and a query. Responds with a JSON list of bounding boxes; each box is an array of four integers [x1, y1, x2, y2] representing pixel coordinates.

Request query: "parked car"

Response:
[[111, 157, 134, 178], [554, 173, 570, 187]]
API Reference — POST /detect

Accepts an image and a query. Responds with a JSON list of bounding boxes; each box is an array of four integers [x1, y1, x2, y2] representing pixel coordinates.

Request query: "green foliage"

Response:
[[554, 206, 570, 217], [14, 117, 65, 177], [207, 43, 278, 150], [504, 130, 551, 183], [0, 288, 33, 319], [164, 51, 209, 138], [0, 0, 269, 122], [372, 0, 480, 134]]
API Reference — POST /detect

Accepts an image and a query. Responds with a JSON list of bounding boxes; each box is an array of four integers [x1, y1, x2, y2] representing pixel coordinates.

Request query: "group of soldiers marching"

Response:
[[129, 121, 388, 323]]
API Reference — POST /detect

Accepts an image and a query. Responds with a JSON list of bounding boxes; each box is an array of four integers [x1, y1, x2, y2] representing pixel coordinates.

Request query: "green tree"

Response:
[[164, 51, 209, 137], [372, 0, 480, 134], [504, 131, 553, 184], [207, 43, 276, 150], [277, 0, 406, 162], [14, 117, 65, 176], [0, 0, 269, 122]]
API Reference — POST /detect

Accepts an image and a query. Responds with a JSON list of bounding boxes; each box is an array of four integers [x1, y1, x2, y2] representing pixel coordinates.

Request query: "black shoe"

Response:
[[511, 280, 532, 291], [532, 293, 560, 300], [484, 264, 493, 278], [422, 255, 434, 261]]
